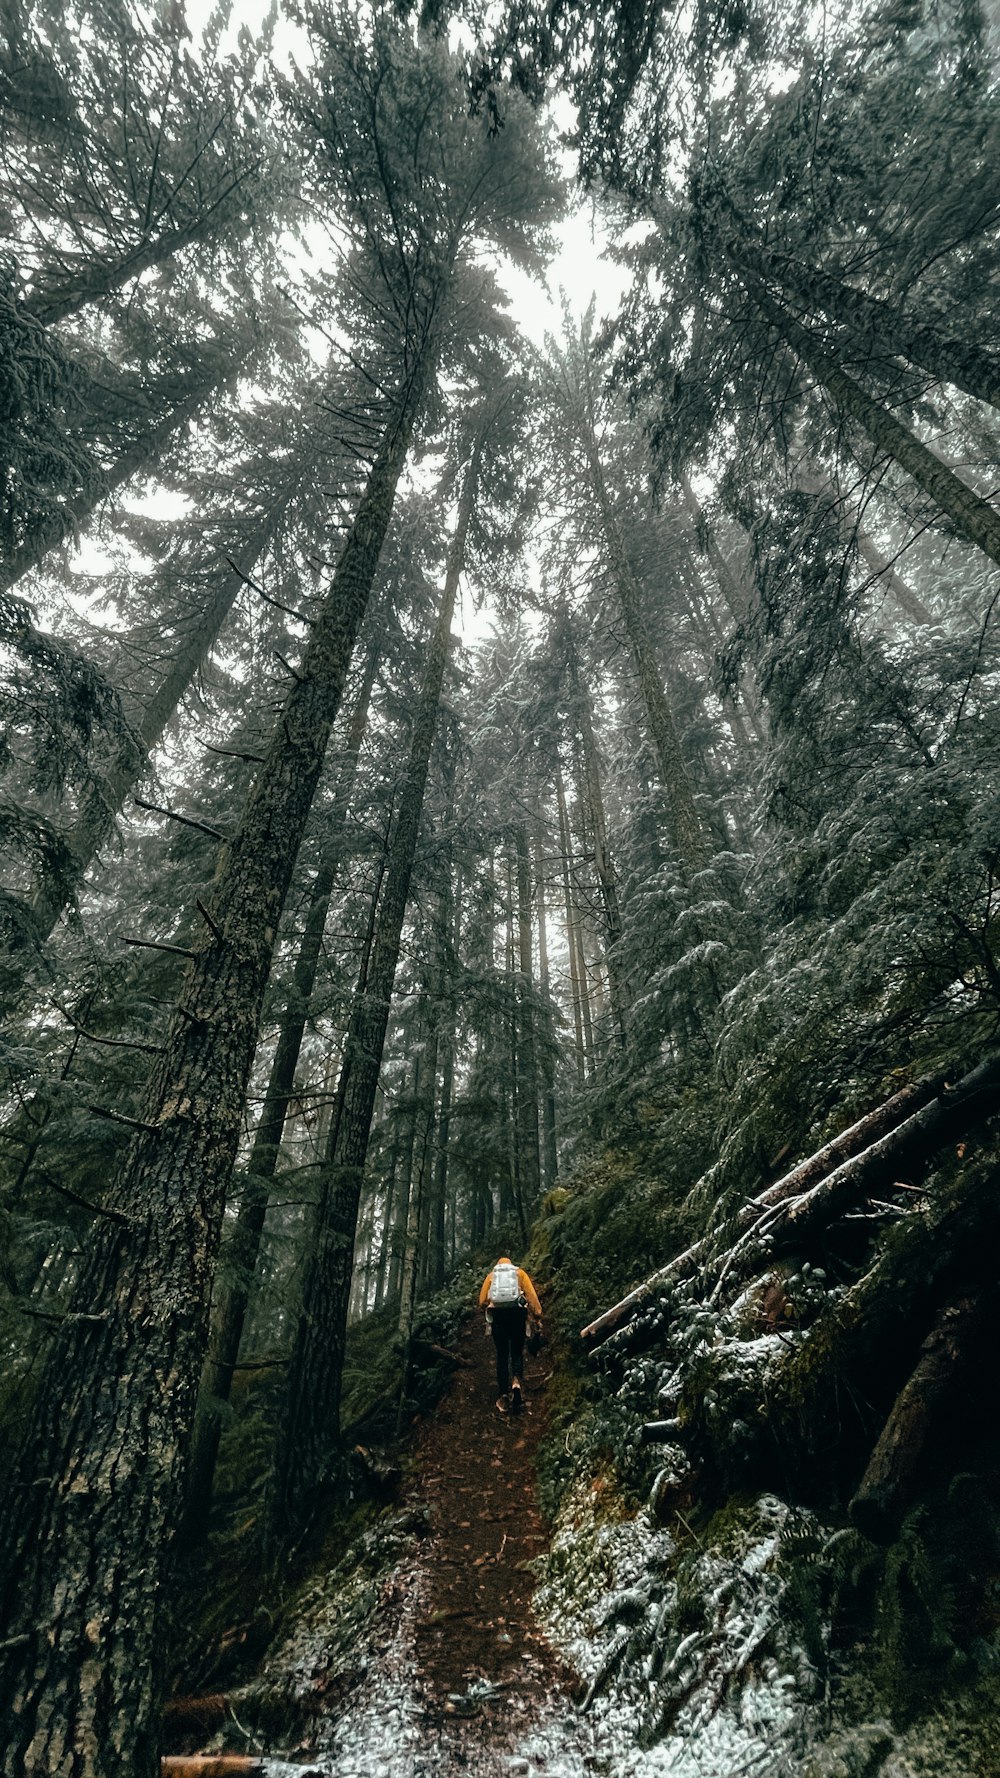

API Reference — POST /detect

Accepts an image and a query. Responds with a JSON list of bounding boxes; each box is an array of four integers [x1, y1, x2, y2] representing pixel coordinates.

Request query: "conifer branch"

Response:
[[274, 650, 305, 683], [197, 737, 266, 764], [195, 898, 225, 943], [36, 1164, 132, 1226], [123, 937, 196, 960], [50, 1003, 164, 1056], [88, 1106, 163, 1135], [133, 796, 226, 841], [225, 555, 315, 626]]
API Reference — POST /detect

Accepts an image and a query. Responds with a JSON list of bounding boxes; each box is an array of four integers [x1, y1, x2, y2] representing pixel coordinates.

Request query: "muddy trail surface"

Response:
[[318, 1311, 597, 1778], [408, 1314, 571, 1731]]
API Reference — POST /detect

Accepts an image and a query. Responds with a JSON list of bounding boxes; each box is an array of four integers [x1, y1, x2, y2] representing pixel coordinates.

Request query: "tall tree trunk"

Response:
[[503, 851, 525, 1232], [0, 312, 440, 1778], [428, 856, 461, 1292], [581, 432, 710, 870], [556, 759, 588, 1085], [183, 637, 380, 1537], [749, 279, 1000, 571], [726, 233, 1000, 415], [397, 1017, 437, 1385], [373, 1128, 400, 1312], [513, 823, 541, 1209], [563, 623, 630, 1041], [680, 471, 750, 624], [534, 823, 558, 1191], [268, 431, 483, 1535]]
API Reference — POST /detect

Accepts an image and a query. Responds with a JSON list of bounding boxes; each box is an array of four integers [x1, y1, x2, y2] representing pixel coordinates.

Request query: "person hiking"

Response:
[[479, 1256, 542, 1414]]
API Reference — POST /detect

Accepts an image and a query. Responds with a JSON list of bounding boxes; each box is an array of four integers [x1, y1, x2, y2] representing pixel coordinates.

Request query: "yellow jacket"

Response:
[[479, 1257, 542, 1317]]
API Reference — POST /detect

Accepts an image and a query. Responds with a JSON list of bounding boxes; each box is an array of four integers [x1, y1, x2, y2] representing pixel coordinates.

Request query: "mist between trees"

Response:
[[2, 0, 1000, 1772]]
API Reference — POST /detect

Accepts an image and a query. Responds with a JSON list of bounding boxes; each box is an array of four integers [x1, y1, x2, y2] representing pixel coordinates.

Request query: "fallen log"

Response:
[[678, 1156, 1000, 1487], [160, 1763, 321, 1777], [849, 1293, 984, 1543], [743, 1072, 947, 1219], [579, 1076, 951, 1346], [768, 1054, 1000, 1258], [640, 1419, 686, 1444], [579, 1238, 709, 1345], [718, 1055, 1000, 1300], [410, 1338, 472, 1369]]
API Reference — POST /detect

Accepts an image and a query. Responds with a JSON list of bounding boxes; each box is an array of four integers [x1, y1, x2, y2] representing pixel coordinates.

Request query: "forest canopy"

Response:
[[2, 1, 1000, 1774]]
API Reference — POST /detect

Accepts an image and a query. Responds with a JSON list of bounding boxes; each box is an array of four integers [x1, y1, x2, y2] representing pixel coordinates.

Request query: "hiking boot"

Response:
[[510, 1378, 523, 1414]]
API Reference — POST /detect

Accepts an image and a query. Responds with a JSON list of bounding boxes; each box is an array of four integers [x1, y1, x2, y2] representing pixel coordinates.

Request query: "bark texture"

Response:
[[270, 433, 482, 1535], [183, 639, 380, 1536], [0, 328, 438, 1778], [849, 1294, 984, 1543]]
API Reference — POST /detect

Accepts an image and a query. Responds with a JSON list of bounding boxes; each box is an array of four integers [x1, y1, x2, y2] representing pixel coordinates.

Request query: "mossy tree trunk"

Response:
[[0, 323, 439, 1778], [183, 635, 381, 1538], [268, 432, 482, 1537]]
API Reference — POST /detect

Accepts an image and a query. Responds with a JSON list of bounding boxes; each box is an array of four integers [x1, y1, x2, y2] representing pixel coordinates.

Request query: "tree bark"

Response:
[[849, 1294, 984, 1543], [534, 823, 558, 1190], [183, 637, 380, 1538], [556, 759, 588, 1085], [269, 432, 482, 1535], [513, 822, 542, 1208], [563, 621, 629, 1042], [0, 316, 439, 1777]]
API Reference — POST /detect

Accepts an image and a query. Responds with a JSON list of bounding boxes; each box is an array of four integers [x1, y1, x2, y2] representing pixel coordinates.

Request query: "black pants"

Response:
[[491, 1304, 527, 1394]]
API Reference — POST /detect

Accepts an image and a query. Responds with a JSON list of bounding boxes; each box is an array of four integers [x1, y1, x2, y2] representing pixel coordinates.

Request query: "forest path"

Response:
[[319, 1312, 598, 1778]]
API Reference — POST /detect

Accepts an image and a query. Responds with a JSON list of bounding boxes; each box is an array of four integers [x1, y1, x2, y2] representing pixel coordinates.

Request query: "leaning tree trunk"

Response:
[[268, 433, 483, 1538], [0, 316, 441, 1778], [748, 280, 1000, 572], [23, 211, 248, 328], [183, 636, 381, 1538], [726, 233, 1000, 416], [855, 528, 934, 626], [788, 456, 935, 627]]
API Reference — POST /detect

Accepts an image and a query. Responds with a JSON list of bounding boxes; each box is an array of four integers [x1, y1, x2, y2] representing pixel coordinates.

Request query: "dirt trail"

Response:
[[408, 1313, 572, 1729], [319, 1312, 595, 1777], [168, 1316, 597, 1777]]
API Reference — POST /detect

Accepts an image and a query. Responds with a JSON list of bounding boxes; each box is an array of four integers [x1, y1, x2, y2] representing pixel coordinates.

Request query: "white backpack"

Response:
[[488, 1261, 522, 1307]]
